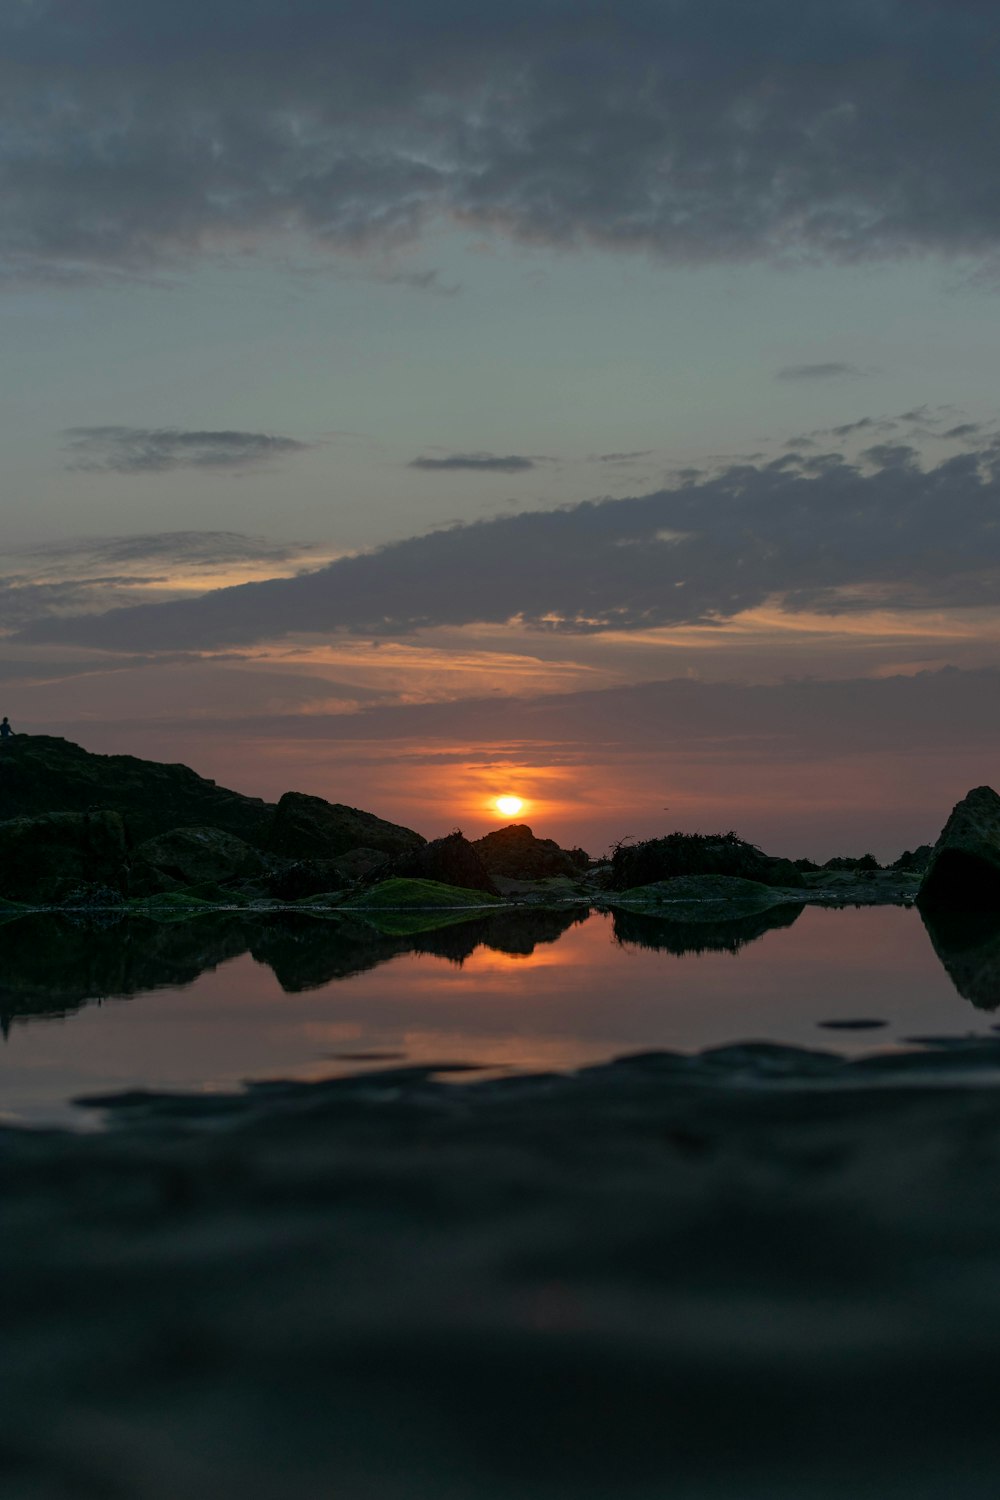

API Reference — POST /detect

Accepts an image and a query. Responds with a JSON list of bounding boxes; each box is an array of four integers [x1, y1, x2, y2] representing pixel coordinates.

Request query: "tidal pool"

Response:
[[0, 902, 994, 1125]]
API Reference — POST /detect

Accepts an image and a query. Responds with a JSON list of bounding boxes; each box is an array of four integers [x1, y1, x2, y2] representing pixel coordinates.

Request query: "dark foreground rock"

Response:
[[8, 1043, 1000, 1497], [0, 809, 128, 903], [265, 789, 425, 861], [918, 785, 1000, 908]]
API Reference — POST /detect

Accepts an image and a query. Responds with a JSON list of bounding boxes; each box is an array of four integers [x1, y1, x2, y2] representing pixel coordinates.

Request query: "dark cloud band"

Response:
[[4, 2, 1000, 276], [21, 443, 1000, 651]]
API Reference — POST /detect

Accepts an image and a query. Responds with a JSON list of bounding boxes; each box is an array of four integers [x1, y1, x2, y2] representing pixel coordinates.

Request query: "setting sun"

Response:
[[495, 795, 524, 817]]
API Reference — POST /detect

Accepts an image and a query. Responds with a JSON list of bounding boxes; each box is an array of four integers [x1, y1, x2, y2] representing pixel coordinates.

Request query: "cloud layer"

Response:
[[22, 444, 1000, 650], [63, 428, 310, 473], [4, 2, 1000, 277]]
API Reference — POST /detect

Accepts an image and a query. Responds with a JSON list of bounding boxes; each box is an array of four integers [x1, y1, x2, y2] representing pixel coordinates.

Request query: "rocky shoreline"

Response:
[[4, 741, 1000, 1495]]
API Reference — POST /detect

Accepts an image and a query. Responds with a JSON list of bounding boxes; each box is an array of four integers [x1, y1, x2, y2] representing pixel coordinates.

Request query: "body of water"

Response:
[[0, 901, 994, 1125]]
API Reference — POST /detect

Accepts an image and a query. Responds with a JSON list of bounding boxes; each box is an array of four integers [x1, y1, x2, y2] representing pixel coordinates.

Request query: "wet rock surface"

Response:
[[6, 1043, 1000, 1497]]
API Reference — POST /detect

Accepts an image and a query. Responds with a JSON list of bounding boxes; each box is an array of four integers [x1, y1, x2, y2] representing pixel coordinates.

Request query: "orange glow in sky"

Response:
[[494, 795, 525, 817]]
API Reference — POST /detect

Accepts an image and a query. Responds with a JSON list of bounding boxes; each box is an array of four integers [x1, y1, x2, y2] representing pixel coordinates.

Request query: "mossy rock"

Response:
[[605, 873, 799, 921], [344, 877, 502, 935]]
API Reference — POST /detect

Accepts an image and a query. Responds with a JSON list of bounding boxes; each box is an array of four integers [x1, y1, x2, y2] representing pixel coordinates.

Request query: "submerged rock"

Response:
[[0, 809, 128, 904], [265, 790, 425, 861], [473, 823, 588, 880], [918, 786, 1000, 909]]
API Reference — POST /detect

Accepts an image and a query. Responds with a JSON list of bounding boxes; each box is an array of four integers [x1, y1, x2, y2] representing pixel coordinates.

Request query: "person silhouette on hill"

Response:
[[0, 717, 13, 741]]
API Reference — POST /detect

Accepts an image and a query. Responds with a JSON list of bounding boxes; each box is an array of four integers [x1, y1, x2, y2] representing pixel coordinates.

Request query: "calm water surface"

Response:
[[0, 903, 994, 1125]]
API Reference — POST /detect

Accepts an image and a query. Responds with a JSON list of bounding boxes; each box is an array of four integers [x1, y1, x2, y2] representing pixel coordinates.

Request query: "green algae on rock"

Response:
[[342, 876, 503, 934], [601, 873, 800, 921]]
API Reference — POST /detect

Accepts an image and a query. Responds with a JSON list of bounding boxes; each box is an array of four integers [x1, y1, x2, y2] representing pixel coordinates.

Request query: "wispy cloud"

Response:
[[63, 428, 311, 474], [775, 363, 867, 382], [409, 453, 540, 473], [590, 451, 654, 464], [0, 531, 325, 630]]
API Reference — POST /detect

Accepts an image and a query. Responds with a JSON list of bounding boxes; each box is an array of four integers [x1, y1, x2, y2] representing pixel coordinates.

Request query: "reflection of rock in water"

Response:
[[612, 902, 804, 956], [247, 916, 412, 992], [919, 906, 1000, 1010], [0, 913, 250, 1029], [411, 907, 587, 965], [0, 907, 592, 1024]]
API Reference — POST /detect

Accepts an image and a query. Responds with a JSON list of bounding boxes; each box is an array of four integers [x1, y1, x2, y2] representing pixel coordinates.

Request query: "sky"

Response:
[[4, 0, 1000, 860]]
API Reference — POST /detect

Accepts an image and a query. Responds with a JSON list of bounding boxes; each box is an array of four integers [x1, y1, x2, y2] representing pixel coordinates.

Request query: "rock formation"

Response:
[[129, 826, 267, 895], [473, 823, 588, 880], [0, 810, 128, 904], [265, 790, 425, 861], [0, 735, 273, 845], [389, 832, 500, 896], [918, 786, 1000, 908], [609, 831, 804, 891]]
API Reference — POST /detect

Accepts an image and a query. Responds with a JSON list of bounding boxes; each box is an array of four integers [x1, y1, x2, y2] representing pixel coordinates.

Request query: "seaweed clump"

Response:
[[608, 830, 803, 891]]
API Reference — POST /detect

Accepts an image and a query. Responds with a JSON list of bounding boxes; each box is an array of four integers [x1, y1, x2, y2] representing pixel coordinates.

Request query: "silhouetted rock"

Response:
[[390, 832, 500, 895], [0, 734, 273, 845], [130, 826, 267, 895], [918, 786, 1000, 909], [266, 790, 425, 861], [609, 831, 805, 891], [473, 823, 588, 879], [0, 810, 128, 904]]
